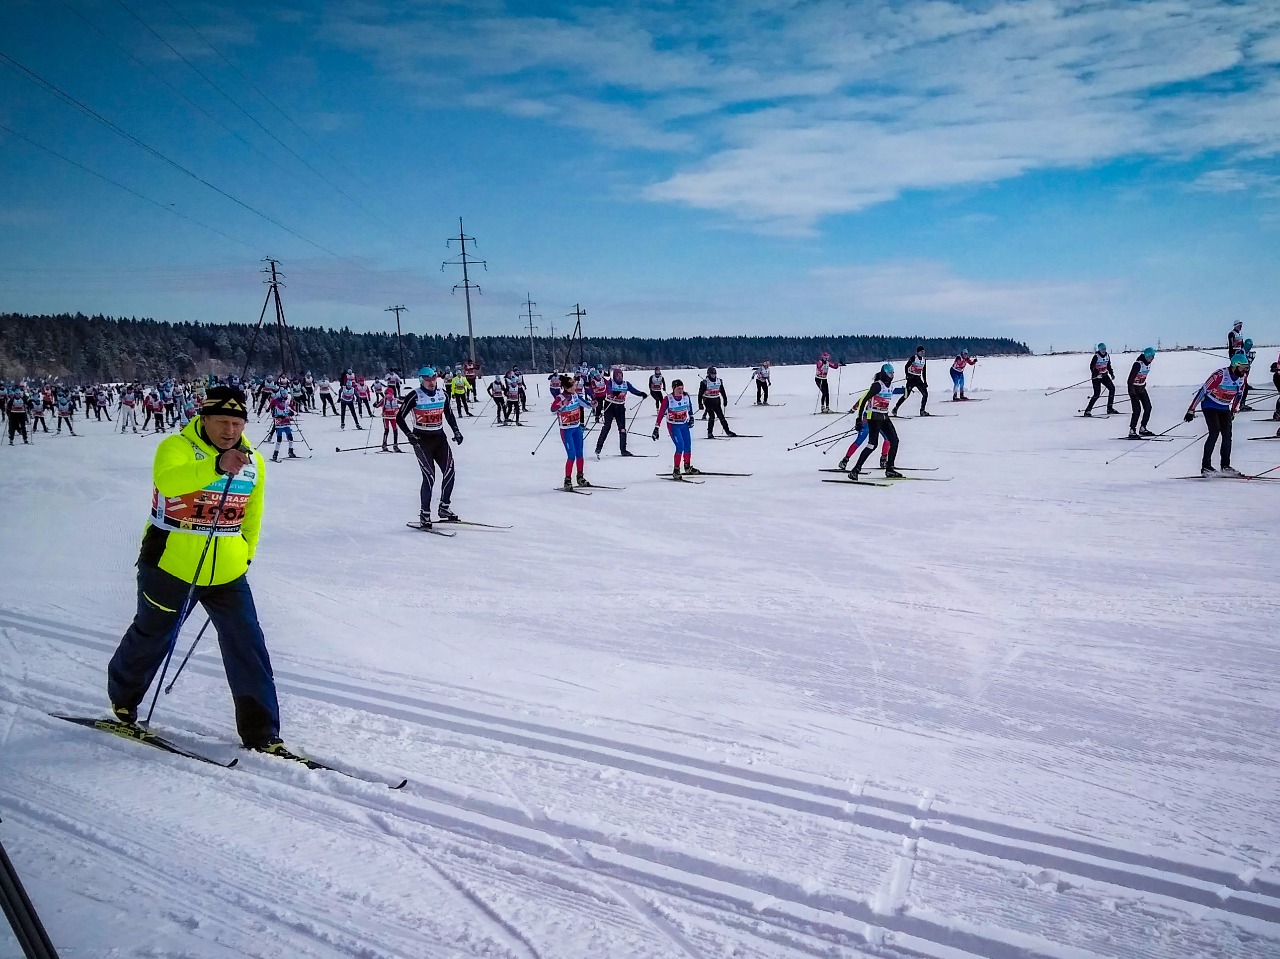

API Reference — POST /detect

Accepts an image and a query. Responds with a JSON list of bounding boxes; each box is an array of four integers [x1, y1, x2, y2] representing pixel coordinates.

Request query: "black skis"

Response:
[[437, 519, 513, 529], [54, 715, 238, 767], [658, 475, 705, 484], [55, 715, 407, 788], [821, 477, 890, 487], [556, 486, 592, 495], [406, 523, 457, 537]]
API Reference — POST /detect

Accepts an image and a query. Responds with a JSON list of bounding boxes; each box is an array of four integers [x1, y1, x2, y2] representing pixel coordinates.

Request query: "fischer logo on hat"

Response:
[[200, 386, 249, 420]]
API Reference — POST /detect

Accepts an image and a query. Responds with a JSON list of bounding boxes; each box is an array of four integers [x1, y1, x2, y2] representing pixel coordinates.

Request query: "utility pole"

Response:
[[562, 303, 586, 372], [522, 294, 541, 373], [385, 305, 408, 376], [442, 217, 485, 366], [547, 315, 557, 371], [241, 257, 294, 380]]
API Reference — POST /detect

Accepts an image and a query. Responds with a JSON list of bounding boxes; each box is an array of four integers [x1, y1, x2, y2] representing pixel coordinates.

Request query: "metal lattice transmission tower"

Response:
[[442, 217, 486, 365], [561, 303, 586, 372], [385, 305, 408, 376], [521, 294, 542, 373], [241, 257, 295, 380]]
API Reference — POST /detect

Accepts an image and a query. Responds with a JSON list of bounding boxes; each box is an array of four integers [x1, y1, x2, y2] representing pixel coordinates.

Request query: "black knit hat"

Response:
[[200, 385, 249, 420]]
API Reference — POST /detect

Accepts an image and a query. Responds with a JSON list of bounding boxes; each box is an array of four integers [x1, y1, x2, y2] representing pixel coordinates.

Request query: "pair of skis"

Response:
[[555, 483, 625, 496], [819, 467, 949, 488], [406, 518, 513, 537], [657, 470, 753, 485], [54, 715, 407, 789]]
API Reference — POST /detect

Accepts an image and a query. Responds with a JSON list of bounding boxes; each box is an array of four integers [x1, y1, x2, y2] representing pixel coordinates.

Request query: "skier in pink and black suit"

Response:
[[815, 352, 839, 412]]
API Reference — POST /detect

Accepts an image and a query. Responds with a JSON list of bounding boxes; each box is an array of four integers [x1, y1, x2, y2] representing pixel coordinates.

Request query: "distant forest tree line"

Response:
[[0, 312, 1030, 383]]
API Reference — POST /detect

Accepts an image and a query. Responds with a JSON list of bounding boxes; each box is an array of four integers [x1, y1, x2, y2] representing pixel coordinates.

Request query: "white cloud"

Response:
[[321, 1, 1280, 230], [807, 262, 1124, 330]]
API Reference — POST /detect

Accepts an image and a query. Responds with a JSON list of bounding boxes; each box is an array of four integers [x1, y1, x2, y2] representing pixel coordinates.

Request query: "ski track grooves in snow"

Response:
[[7, 606, 1280, 951]]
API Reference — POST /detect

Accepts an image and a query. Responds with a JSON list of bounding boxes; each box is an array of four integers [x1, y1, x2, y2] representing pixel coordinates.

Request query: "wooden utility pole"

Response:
[[385, 305, 408, 375], [522, 294, 541, 372], [241, 257, 294, 379], [442, 217, 485, 365], [561, 303, 586, 372]]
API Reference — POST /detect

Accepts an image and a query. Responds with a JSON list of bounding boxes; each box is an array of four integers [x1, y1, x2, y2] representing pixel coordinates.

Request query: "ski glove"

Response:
[[1184, 411, 1196, 422], [651, 427, 660, 440], [453, 432, 464, 444]]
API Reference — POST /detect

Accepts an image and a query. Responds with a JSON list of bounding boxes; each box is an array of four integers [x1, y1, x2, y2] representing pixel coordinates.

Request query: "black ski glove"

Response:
[[651, 427, 659, 440], [1184, 411, 1195, 422], [453, 432, 464, 444]]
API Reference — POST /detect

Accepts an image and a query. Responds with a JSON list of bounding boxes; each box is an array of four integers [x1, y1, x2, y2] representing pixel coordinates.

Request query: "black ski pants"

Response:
[[108, 563, 279, 748], [1128, 387, 1152, 431], [340, 401, 361, 429], [595, 402, 629, 454], [853, 416, 899, 471], [453, 393, 470, 417], [519, 386, 528, 412], [650, 389, 664, 409], [1202, 408, 1233, 469], [56, 414, 77, 435], [1084, 376, 1116, 414], [704, 398, 732, 437], [320, 394, 338, 416], [503, 399, 521, 425], [756, 380, 770, 404], [95, 404, 110, 421], [411, 431, 455, 511], [358, 397, 374, 417], [894, 375, 928, 415], [492, 397, 506, 423], [31, 412, 48, 433], [6, 413, 28, 443], [815, 377, 831, 409]]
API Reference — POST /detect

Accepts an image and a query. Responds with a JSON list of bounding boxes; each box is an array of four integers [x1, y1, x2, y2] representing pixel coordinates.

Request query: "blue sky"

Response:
[[1, 0, 1278, 351]]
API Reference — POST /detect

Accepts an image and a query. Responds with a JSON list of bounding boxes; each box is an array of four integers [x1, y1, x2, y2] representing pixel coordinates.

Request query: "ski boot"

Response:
[[1081, 410, 1093, 417], [1219, 465, 1241, 477], [1200, 464, 1216, 477], [847, 468, 861, 482], [416, 511, 433, 530], [437, 503, 459, 523], [1106, 408, 1120, 415], [884, 467, 903, 479], [1128, 428, 1139, 439], [1272, 411, 1280, 421], [837, 456, 849, 470], [1139, 428, 1155, 437], [620, 449, 635, 457], [576, 473, 592, 488], [393, 445, 403, 453], [111, 702, 138, 726], [671, 467, 682, 480], [879, 454, 888, 469], [562, 476, 574, 491], [287, 448, 298, 458], [249, 737, 307, 763], [271, 450, 280, 462], [381, 444, 390, 452], [1239, 405, 1254, 412], [726, 430, 738, 437], [919, 409, 932, 417], [683, 465, 702, 475]]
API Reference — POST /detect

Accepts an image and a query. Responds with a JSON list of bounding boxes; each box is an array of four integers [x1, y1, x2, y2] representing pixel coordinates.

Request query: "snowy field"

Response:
[[2, 350, 1279, 959]]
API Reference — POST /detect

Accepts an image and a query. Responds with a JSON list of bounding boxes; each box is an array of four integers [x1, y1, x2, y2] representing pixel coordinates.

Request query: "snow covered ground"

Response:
[[2, 350, 1279, 959]]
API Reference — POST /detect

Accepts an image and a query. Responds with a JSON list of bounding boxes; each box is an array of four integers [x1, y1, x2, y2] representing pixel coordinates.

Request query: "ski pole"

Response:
[[733, 378, 751, 406], [835, 365, 843, 409], [143, 473, 234, 727], [164, 616, 212, 694], [790, 409, 852, 447], [1044, 378, 1091, 396], [1248, 463, 1280, 479], [1105, 420, 1184, 465], [530, 415, 558, 455], [1154, 431, 1207, 470]]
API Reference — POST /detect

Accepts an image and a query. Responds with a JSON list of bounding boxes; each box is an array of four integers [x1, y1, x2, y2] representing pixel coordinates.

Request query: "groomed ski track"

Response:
[[2, 354, 1279, 958]]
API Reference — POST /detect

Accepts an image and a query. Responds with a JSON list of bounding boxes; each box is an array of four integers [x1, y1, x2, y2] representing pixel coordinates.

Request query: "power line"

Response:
[[157, 0, 376, 194], [0, 121, 256, 250], [53, 0, 305, 187], [0, 48, 344, 257], [112, 0, 401, 236]]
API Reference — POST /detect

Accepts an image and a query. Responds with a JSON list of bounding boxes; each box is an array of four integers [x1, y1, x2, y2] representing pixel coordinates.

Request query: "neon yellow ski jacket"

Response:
[[138, 418, 266, 585]]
